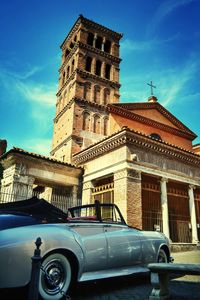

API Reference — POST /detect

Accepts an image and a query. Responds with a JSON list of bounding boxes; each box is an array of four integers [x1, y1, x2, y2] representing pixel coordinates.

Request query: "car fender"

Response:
[[0, 223, 84, 288]]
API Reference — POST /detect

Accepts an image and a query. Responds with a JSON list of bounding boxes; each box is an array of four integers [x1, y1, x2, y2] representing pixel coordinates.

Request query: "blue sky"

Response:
[[0, 0, 200, 155]]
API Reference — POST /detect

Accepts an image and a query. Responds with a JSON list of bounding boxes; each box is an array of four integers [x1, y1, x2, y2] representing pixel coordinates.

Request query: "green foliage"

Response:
[[0, 163, 3, 179], [0, 163, 3, 180]]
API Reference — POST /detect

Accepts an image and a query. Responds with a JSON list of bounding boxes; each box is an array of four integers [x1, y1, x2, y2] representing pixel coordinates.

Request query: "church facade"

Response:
[[1, 15, 200, 244]]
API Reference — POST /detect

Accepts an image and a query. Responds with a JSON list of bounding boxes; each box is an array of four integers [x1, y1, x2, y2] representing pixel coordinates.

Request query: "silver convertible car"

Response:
[[0, 197, 171, 299]]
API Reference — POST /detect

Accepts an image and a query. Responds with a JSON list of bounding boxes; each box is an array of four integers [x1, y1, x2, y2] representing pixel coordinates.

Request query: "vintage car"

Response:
[[0, 197, 171, 299]]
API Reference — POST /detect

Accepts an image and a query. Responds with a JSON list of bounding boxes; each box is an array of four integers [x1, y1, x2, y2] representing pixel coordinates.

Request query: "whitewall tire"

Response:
[[39, 253, 71, 300]]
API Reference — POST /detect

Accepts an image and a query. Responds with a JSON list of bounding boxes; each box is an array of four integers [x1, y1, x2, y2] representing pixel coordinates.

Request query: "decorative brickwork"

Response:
[[114, 169, 142, 228], [52, 16, 122, 163]]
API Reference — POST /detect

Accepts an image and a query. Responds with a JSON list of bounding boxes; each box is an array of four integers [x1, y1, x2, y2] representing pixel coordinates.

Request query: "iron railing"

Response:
[[0, 190, 81, 212]]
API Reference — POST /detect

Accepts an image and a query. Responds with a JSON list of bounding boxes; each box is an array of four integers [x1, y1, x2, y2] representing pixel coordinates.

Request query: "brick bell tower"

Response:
[[51, 15, 122, 163]]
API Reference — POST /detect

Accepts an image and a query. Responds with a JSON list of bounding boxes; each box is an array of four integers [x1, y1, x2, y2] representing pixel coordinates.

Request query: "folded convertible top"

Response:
[[0, 197, 68, 222]]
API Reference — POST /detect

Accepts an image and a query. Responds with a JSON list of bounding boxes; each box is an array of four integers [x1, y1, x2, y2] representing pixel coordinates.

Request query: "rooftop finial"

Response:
[[147, 81, 156, 95], [147, 81, 158, 102]]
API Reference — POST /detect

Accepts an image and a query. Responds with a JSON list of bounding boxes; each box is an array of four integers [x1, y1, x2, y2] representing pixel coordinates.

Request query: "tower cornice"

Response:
[[60, 15, 123, 50], [54, 97, 109, 123], [56, 70, 76, 97], [59, 41, 121, 73], [77, 69, 121, 88], [56, 68, 120, 97], [50, 136, 73, 156]]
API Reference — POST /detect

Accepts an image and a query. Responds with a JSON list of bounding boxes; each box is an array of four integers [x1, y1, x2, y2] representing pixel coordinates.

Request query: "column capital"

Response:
[[160, 177, 168, 183], [83, 181, 94, 190], [189, 184, 196, 190], [114, 169, 141, 181]]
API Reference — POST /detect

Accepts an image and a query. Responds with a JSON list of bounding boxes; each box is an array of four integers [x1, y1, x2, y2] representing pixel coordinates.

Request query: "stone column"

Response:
[[114, 169, 142, 228], [110, 42, 115, 56], [93, 33, 97, 48], [91, 58, 95, 74], [82, 181, 94, 205], [101, 37, 106, 51], [1, 163, 35, 202], [160, 178, 170, 239], [72, 185, 78, 206], [101, 62, 106, 78], [188, 185, 198, 243], [113, 67, 119, 82]]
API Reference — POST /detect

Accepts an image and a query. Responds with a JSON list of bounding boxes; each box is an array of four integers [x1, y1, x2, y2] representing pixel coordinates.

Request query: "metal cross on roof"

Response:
[[147, 81, 156, 95]]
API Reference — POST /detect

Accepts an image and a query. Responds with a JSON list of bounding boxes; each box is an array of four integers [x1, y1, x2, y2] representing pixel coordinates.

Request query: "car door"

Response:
[[69, 222, 108, 272], [101, 205, 142, 268]]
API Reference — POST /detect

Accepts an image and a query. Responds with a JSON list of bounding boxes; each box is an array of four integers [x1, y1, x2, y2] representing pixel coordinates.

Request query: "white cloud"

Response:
[[146, 0, 197, 37], [0, 66, 57, 107], [121, 34, 180, 56], [15, 80, 57, 107], [159, 58, 199, 106], [121, 39, 152, 53], [120, 56, 199, 106], [19, 138, 52, 156], [0, 64, 57, 134]]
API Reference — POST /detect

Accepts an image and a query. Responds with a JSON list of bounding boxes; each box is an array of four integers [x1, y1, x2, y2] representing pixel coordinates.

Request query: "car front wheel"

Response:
[[157, 248, 168, 263], [39, 253, 71, 300]]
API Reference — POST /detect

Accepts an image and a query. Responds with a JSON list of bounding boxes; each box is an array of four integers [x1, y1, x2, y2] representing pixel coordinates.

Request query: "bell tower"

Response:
[[51, 15, 122, 163]]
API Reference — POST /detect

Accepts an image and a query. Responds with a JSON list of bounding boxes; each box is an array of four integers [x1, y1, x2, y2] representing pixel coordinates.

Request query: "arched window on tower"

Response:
[[96, 60, 102, 76], [85, 57, 92, 72], [105, 64, 111, 79], [150, 133, 162, 141], [103, 117, 109, 135], [96, 36, 103, 50], [83, 82, 91, 100], [71, 59, 75, 73], [67, 66, 70, 79], [82, 112, 90, 131], [93, 115, 101, 134], [69, 42, 74, 49], [104, 40, 111, 53], [65, 49, 70, 58], [62, 72, 65, 85], [103, 88, 110, 104], [87, 32, 94, 46], [94, 85, 101, 103]]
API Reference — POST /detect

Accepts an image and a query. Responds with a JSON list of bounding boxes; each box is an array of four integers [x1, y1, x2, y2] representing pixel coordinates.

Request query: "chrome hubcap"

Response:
[[42, 259, 65, 295], [49, 267, 61, 285]]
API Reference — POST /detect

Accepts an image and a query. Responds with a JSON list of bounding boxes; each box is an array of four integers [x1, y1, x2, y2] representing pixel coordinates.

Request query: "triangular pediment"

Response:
[[128, 108, 179, 129], [109, 102, 196, 139]]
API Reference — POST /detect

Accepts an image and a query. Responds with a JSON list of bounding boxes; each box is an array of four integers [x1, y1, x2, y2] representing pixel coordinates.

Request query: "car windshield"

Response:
[[68, 202, 125, 225]]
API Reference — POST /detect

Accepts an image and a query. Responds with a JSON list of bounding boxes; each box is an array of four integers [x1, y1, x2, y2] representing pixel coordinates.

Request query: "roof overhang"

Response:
[[1, 148, 83, 184], [73, 127, 200, 167]]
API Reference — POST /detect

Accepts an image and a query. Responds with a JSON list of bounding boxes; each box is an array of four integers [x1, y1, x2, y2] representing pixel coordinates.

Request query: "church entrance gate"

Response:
[[168, 182, 191, 243]]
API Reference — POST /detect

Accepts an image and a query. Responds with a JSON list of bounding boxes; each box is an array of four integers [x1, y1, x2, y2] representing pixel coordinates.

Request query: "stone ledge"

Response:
[[170, 243, 200, 253]]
